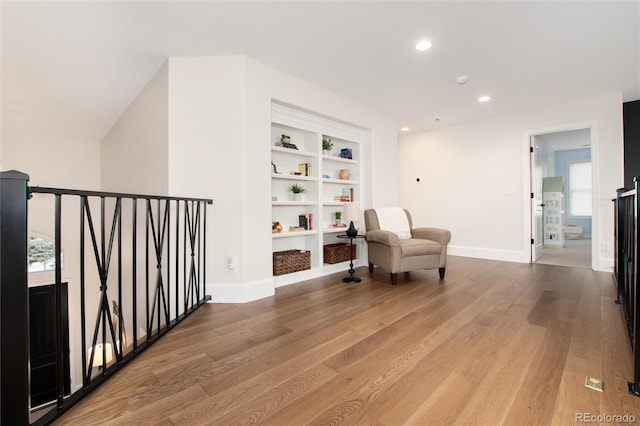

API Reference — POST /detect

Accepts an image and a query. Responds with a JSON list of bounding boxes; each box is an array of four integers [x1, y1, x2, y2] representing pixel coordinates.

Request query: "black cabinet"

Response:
[[29, 283, 70, 408]]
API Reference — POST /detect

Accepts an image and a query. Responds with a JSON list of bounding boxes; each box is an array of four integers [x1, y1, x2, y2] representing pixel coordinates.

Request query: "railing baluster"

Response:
[[132, 198, 138, 351], [145, 199, 150, 338], [0, 178, 212, 425], [175, 200, 180, 319], [203, 201, 207, 305], [80, 196, 88, 389], [197, 202, 202, 304], [156, 199, 161, 334], [117, 197, 122, 361], [55, 194, 65, 408], [183, 202, 188, 311], [168, 200, 171, 323]]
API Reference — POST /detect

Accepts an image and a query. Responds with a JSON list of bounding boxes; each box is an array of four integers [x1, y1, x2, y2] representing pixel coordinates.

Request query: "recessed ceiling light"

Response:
[[478, 95, 491, 102], [400, 127, 410, 132], [415, 40, 432, 51]]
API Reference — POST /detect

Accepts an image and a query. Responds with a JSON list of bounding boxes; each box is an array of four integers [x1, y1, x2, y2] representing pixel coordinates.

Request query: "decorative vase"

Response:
[[339, 169, 350, 180], [293, 193, 301, 201]]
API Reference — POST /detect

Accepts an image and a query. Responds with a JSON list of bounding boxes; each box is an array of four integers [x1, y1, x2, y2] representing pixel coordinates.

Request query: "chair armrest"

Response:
[[412, 227, 452, 245], [365, 230, 401, 246]]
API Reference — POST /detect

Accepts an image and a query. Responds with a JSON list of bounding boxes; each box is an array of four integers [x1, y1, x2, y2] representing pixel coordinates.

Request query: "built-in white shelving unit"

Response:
[[271, 103, 366, 286]]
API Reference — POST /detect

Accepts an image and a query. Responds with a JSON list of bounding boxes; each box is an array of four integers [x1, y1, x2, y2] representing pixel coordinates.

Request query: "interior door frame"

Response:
[[522, 120, 598, 269], [530, 138, 544, 262]]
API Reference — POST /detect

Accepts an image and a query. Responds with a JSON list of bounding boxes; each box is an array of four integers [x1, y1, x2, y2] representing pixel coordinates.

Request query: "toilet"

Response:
[[564, 224, 583, 239]]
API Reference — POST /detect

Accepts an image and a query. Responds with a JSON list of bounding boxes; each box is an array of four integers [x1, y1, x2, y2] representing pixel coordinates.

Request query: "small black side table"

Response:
[[337, 234, 364, 283]]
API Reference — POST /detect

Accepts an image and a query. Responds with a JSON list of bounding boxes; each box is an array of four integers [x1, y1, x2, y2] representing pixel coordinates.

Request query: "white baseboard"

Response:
[[450, 244, 614, 272], [207, 278, 275, 303], [448, 245, 529, 263], [207, 258, 368, 302], [274, 259, 366, 288], [593, 256, 614, 272]]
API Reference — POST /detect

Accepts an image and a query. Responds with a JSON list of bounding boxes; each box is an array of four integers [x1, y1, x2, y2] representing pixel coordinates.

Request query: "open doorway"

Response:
[[531, 128, 592, 269]]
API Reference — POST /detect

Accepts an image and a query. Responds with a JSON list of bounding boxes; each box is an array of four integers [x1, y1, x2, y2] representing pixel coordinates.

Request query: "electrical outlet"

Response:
[[227, 256, 236, 273]]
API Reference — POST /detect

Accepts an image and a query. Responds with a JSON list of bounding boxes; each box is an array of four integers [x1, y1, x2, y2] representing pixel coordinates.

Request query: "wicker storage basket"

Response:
[[273, 249, 311, 276], [323, 243, 356, 264]]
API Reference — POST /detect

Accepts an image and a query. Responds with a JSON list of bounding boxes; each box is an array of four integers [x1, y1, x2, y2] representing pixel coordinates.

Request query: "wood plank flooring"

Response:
[[54, 256, 640, 425]]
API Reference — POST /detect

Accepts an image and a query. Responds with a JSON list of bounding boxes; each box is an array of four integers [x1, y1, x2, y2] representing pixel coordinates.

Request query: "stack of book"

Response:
[[298, 213, 313, 230], [298, 163, 312, 176]]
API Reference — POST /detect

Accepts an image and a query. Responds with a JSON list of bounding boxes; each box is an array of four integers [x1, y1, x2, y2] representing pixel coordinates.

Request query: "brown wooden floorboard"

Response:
[[53, 256, 640, 425]]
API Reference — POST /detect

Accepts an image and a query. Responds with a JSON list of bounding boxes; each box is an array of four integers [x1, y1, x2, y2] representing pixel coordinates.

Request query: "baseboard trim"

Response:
[[450, 244, 613, 272], [274, 259, 367, 288], [594, 256, 614, 272], [207, 278, 275, 303], [448, 245, 529, 263]]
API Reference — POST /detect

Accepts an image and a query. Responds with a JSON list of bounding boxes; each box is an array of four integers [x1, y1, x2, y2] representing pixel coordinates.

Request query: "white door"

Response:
[[531, 138, 544, 261]]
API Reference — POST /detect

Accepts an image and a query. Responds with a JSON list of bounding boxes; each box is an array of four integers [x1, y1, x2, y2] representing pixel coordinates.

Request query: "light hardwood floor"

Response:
[[55, 256, 640, 425]]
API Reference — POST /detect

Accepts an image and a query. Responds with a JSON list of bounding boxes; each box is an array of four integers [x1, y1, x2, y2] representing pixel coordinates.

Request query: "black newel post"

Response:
[[0, 170, 30, 425]]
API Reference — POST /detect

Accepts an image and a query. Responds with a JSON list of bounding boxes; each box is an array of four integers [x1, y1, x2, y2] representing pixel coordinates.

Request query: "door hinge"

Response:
[[530, 147, 534, 153], [531, 238, 535, 244], [531, 193, 534, 199]]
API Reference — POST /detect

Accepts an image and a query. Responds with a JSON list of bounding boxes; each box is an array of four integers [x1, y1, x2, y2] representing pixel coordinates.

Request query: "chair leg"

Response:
[[391, 273, 398, 285], [369, 263, 374, 273], [439, 267, 446, 279]]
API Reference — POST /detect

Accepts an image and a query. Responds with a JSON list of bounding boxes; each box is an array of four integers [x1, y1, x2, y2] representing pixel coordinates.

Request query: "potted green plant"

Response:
[[322, 138, 333, 154], [289, 183, 306, 201], [335, 211, 342, 226]]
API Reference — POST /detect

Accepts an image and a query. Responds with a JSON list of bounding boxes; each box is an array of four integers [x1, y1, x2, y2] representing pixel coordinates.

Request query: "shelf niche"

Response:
[[271, 103, 366, 286]]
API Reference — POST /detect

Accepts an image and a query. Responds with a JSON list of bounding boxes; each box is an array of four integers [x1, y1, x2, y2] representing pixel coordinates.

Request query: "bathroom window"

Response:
[[569, 161, 592, 217]]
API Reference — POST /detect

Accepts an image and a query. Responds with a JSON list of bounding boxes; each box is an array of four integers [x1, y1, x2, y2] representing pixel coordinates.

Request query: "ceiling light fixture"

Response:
[[456, 75, 468, 85], [415, 40, 432, 51], [400, 127, 410, 132], [478, 95, 491, 102]]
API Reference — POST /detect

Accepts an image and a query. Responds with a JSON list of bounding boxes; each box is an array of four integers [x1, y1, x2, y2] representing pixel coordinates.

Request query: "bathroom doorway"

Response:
[[531, 128, 592, 269]]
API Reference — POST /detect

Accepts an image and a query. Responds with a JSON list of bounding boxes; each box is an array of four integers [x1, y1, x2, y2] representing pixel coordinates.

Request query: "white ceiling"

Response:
[[2, 1, 639, 142]]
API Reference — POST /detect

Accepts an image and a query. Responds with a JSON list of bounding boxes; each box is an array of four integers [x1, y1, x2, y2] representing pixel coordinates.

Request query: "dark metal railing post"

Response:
[[616, 188, 629, 301], [631, 177, 640, 396], [54, 194, 65, 408], [0, 170, 30, 425]]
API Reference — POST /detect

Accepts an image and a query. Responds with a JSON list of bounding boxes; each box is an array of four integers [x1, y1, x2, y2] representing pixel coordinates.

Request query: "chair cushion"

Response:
[[400, 238, 442, 257]]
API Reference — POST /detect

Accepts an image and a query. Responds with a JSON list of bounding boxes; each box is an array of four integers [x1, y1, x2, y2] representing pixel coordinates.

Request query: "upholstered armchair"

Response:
[[364, 208, 451, 285]]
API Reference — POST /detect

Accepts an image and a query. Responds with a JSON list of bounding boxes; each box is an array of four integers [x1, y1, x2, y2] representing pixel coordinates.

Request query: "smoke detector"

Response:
[[456, 75, 468, 85]]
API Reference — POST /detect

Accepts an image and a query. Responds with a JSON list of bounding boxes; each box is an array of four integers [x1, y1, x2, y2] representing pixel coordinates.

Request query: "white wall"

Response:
[[399, 93, 623, 271], [167, 56, 247, 299], [101, 62, 169, 194], [1, 71, 103, 397], [0, 1, 2, 171], [164, 56, 398, 302]]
